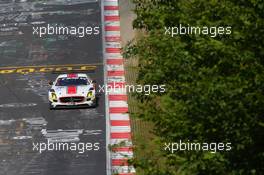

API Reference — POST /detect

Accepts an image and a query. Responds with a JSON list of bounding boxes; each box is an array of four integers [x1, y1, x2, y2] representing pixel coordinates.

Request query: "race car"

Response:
[[48, 73, 96, 109]]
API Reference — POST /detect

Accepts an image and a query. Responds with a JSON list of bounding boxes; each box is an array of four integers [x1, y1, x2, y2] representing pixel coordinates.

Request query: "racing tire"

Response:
[[90, 99, 97, 108], [49, 102, 55, 110]]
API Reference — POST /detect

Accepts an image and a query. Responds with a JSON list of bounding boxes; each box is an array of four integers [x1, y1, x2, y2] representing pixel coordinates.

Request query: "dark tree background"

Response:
[[127, 0, 264, 174]]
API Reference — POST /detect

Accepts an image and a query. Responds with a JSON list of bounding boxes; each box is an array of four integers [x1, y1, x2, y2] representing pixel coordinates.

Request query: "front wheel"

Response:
[[90, 99, 97, 108], [49, 102, 55, 110]]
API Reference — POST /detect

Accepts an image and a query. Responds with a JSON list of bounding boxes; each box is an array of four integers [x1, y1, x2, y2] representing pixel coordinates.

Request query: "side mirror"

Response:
[[48, 81, 53, 86]]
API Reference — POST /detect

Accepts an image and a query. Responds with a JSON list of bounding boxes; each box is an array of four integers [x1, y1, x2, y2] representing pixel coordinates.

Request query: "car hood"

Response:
[[53, 85, 92, 97]]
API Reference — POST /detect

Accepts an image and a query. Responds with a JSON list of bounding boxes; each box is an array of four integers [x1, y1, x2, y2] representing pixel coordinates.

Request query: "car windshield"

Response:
[[55, 77, 88, 86]]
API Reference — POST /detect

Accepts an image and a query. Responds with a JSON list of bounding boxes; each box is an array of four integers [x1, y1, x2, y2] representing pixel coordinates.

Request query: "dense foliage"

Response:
[[128, 0, 264, 174]]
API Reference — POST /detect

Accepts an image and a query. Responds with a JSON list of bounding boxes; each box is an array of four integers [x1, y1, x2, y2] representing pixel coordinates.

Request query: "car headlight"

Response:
[[87, 91, 93, 98], [51, 92, 57, 101]]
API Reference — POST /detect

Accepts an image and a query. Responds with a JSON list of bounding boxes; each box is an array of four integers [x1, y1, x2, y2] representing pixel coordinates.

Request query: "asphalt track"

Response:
[[0, 1, 106, 175]]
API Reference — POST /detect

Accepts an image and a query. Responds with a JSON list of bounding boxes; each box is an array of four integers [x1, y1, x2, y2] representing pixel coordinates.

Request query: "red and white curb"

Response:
[[103, 0, 135, 175]]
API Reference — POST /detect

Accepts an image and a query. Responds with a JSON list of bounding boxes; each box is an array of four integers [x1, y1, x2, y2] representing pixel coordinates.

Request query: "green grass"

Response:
[[125, 57, 167, 175]]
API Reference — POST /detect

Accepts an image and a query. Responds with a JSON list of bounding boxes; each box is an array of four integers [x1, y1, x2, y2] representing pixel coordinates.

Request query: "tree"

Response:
[[128, 0, 264, 174]]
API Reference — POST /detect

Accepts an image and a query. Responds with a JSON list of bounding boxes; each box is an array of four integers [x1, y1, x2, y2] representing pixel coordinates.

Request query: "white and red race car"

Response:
[[48, 73, 96, 109]]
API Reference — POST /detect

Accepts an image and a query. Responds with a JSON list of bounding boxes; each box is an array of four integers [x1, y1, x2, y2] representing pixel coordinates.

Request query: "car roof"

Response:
[[57, 73, 89, 79]]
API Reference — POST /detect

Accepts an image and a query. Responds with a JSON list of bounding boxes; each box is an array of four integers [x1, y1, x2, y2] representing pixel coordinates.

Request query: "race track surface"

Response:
[[0, 1, 106, 175]]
